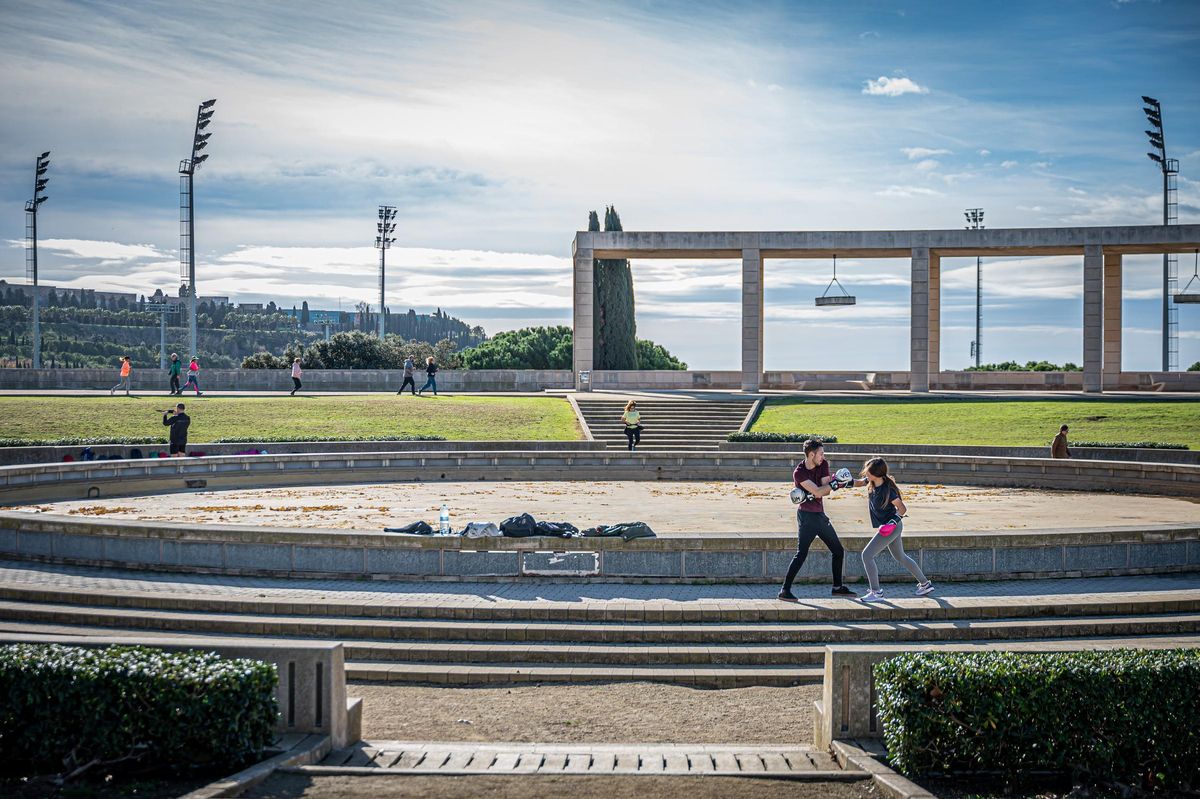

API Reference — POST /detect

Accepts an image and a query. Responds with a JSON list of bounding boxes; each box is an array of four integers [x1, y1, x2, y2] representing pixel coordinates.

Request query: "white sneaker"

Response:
[[915, 581, 935, 596], [861, 590, 885, 602]]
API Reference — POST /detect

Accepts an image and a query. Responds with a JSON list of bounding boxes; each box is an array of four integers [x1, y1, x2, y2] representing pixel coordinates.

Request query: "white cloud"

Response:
[[914, 159, 940, 172], [901, 147, 951, 160], [862, 76, 929, 96], [978, 149, 991, 157], [1001, 160, 1019, 168], [1031, 161, 1052, 169], [875, 185, 942, 198]]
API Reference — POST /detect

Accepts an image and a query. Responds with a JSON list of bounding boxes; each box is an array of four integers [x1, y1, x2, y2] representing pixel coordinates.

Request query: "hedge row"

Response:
[[0, 436, 164, 448], [209, 434, 446, 443], [875, 649, 1200, 789], [726, 432, 838, 443], [1072, 440, 1189, 450], [0, 644, 277, 775], [0, 434, 446, 448]]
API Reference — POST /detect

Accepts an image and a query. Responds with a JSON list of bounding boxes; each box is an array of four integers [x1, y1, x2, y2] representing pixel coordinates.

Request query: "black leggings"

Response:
[[399, 375, 416, 395], [291, 377, 302, 392], [782, 511, 845, 589], [624, 426, 642, 449], [169, 375, 180, 393]]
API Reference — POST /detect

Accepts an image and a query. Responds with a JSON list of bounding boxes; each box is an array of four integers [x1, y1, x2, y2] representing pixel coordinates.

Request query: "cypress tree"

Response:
[[595, 205, 637, 369]]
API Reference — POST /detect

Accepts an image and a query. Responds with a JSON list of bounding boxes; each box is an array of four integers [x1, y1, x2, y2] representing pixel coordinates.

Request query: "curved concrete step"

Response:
[[346, 661, 824, 687]]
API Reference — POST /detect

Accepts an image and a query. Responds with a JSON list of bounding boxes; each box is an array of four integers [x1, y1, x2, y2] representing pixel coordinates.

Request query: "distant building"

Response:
[[238, 302, 264, 311], [0, 279, 136, 307]]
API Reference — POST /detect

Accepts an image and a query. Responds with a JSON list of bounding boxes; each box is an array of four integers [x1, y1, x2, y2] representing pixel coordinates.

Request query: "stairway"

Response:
[[2, 582, 1197, 689], [573, 398, 758, 451]]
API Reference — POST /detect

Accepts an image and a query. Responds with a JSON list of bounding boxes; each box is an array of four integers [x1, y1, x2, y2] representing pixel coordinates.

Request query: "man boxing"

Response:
[[779, 438, 855, 600]]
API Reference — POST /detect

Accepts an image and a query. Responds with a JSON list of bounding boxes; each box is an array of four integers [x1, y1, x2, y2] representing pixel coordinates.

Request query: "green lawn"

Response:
[[751, 397, 1200, 448], [0, 395, 583, 444]]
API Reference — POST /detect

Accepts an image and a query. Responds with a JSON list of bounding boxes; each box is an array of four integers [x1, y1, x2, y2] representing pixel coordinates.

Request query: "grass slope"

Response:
[[751, 397, 1200, 448], [0, 395, 583, 443]]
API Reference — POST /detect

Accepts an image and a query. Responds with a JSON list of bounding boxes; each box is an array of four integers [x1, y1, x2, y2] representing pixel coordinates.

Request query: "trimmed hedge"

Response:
[[875, 649, 1200, 789], [1071, 440, 1188, 451], [209, 434, 446, 443], [0, 436, 164, 448], [726, 432, 838, 443], [0, 644, 277, 775]]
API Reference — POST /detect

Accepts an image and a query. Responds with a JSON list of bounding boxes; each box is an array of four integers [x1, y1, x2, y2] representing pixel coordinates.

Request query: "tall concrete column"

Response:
[[1083, 244, 1103, 393], [928, 252, 941, 388], [572, 243, 594, 391], [909, 246, 930, 392], [1103, 252, 1122, 390], [741, 248, 764, 392]]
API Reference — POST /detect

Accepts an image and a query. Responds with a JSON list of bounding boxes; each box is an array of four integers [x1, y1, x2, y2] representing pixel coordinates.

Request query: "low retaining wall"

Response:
[[0, 439, 603, 466], [2, 369, 1196, 392], [1, 513, 1195, 583], [720, 442, 1200, 466], [1, 450, 1195, 505]]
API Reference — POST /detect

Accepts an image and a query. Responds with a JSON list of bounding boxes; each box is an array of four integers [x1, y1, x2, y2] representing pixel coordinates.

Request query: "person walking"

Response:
[[290, 357, 303, 396], [162, 403, 190, 458], [182, 356, 203, 396], [397, 356, 417, 396], [109, 356, 132, 396], [779, 439, 855, 601], [167, 353, 182, 395], [621, 400, 643, 451], [846, 457, 933, 602], [1051, 424, 1071, 459], [416, 356, 439, 396]]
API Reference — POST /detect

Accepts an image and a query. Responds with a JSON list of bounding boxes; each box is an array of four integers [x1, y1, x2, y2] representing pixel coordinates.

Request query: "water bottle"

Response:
[[439, 503, 450, 535]]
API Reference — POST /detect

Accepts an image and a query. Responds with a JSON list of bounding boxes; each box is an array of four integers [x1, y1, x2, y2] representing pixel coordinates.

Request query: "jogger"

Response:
[[182, 357, 203, 396], [110, 356, 132, 396], [398, 357, 416, 395], [417, 357, 438, 395], [850, 457, 933, 602], [778, 439, 855, 600]]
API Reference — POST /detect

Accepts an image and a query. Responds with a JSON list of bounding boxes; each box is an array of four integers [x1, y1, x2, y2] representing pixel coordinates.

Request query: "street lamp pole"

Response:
[[1143, 95, 1179, 371], [179, 99, 216, 361], [964, 208, 985, 368], [25, 151, 50, 369], [375, 206, 397, 339]]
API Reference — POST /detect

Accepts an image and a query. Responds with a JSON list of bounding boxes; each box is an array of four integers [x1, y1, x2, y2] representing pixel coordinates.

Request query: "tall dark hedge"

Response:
[[0, 644, 278, 776], [592, 206, 638, 369], [875, 649, 1200, 790]]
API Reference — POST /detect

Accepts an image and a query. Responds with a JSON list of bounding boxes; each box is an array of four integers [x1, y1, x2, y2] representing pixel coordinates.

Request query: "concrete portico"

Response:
[[571, 224, 1200, 392]]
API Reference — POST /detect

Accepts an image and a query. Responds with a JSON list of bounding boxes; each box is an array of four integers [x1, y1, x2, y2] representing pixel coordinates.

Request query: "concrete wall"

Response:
[[720, 442, 1200, 466], [0, 368, 1196, 392], [1, 511, 1195, 584]]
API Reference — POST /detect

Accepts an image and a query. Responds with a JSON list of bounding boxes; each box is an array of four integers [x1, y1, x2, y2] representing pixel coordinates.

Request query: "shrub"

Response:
[[209, 434, 446, 443], [1070, 440, 1188, 450], [0, 436, 165, 448], [726, 432, 838, 443], [875, 649, 1200, 789], [0, 644, 277, 776]]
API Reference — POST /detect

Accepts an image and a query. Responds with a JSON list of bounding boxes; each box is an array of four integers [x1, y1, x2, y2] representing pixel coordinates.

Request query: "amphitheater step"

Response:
[[346, 661, 825, 688], [573, 399, 758, 451]]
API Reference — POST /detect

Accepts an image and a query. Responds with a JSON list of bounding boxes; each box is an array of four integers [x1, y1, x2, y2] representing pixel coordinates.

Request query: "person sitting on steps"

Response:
[[621, 400, 642, 451]]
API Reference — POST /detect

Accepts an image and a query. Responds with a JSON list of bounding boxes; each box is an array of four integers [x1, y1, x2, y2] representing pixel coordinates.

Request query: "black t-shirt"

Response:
[[163, 412, 190, 444], [868, 480, 902, 527]]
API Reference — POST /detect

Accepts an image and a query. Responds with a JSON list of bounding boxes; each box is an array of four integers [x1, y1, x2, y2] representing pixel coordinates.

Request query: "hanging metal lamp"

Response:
[[815, 254, 856, 307], [1174, 249, 1200, 304]]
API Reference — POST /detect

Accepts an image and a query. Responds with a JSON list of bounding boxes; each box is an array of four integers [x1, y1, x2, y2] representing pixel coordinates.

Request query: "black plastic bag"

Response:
[[383, 520, 434, 535], [534, 521, 580, 537]]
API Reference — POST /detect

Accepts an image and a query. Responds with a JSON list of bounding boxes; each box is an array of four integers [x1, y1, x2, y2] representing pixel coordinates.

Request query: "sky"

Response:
[[1, 0, 1198, 371]]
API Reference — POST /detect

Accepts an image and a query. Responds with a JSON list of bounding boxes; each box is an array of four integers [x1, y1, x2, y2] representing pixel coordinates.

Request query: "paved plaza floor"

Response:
[[11, 480, 1197, 535]]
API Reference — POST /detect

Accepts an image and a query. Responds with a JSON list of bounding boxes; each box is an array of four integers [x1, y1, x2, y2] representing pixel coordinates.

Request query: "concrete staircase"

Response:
[[574, 398, 758, 451], [2, 582, 1197, 688]]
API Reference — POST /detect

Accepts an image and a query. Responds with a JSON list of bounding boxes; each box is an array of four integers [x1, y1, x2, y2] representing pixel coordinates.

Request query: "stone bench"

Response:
[[813, 638, 1199, 751], [0, 632, 362, 749]]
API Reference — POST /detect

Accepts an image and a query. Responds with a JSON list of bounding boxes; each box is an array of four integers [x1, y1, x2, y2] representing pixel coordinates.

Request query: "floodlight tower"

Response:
[[964, 208, 985, 368], [375, 205, 397, 339], [179, 99, 216, 361], [25, 151, 50, 369], [1143, 96, 1178, 371]]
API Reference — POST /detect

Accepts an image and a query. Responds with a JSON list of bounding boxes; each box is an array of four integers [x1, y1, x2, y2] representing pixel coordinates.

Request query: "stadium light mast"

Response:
[[375, 205, 397, 339], [1143, 95, 1178, 371], [25, 151, 50, 369], [964, 208, 985, 368], [179, 99, 216, 361]]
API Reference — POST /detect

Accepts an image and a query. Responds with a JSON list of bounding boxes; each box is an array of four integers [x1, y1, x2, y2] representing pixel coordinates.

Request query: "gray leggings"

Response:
[[861, 520, 928, 592]]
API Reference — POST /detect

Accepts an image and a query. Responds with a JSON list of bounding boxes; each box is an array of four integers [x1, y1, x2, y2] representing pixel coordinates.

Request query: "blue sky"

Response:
[[1, 0, 1198, 370]]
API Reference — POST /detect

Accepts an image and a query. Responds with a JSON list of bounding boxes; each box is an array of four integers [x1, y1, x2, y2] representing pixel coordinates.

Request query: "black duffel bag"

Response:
[[500, 513, 539, 537]]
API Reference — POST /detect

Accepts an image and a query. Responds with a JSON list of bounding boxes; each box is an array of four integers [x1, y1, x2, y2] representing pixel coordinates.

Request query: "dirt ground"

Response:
[[14, 480, 1196, 534], [245, 774, 880, 799], [350, 682, 820, 744]]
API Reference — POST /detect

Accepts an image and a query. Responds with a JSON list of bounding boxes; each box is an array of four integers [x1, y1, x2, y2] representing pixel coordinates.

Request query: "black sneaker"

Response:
[[831, 585, 857, 597], [777, 588, 798, 602]]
